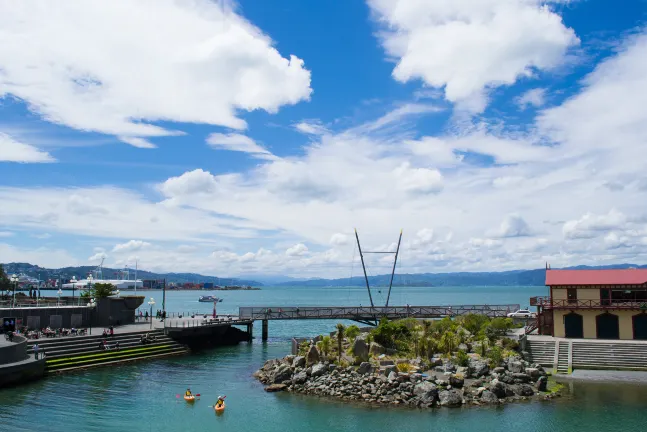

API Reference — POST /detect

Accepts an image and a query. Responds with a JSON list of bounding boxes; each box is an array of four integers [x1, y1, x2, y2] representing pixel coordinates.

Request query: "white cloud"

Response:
[[367, 0, 578, 111], [491, 214, 533, 238], [0, 243, 78, 268], [562, 210, 628, 240], [516, 88, 546, 109], [0, 0, 311, 146], [330, 233, 349, 246], [206, 133, 276, 160], [0, 231, 14, 237], [294, 121, 329, 136], [88, 252, 107, 261], [286, 243, 309, 257], [0, 133, 55, 163], [31, 233, 52, 239], [393, 162, 444, 194], [118, 137, 157, 149], [112, 240, 152, 253]]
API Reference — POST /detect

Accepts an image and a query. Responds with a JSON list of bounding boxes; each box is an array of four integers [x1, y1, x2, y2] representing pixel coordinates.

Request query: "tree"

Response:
[[440, 331, 458, 355], [0, 265, 10, 298], [484, 317, 514, 341], [345, 325, 360, 343], [317, 335, 332, 359], [83, 282, 116, 299], [336, 323, 345, 364]]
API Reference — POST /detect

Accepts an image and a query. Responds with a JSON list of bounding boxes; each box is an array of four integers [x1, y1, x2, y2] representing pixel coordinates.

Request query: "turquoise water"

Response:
[[3, 286, 647, 431]]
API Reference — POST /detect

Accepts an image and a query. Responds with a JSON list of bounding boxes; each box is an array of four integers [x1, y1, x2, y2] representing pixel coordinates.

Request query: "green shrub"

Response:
[[453, 350, 470, 367], [345, 325, 361, 342], [487, 345, 503, 368], [370, 318, 411, 350], [501, 338, 520, 351], [484, 317, 514, 341], [397, 362, 414, 373], [457, 314, 491, 335]]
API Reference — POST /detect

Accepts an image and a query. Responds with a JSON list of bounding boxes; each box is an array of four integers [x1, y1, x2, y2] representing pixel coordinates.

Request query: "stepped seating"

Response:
[[30, 329, 189, 373], [526, 339, 555, 367], [556, 341, 569, 374], [572, 341, 647, 371]]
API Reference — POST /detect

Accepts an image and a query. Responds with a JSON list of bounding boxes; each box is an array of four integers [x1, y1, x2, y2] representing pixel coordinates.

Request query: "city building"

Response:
[[531, 268, 647, 340]]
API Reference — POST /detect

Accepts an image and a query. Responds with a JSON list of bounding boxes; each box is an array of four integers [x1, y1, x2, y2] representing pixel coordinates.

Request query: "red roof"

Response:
[[546, 269, 647, 286]]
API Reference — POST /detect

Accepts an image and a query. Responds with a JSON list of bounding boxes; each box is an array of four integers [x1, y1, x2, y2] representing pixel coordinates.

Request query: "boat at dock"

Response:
[[198, 295, 223, 303]]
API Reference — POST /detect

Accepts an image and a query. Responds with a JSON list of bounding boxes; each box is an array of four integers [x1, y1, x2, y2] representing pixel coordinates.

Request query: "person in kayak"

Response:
[[215, 395, 226, 408], [185, 388, 192, 397]]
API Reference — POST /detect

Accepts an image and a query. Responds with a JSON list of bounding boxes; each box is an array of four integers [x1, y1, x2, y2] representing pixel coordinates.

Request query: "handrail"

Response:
[[532, 297, 647, 309], [238, 304, 520, 320]]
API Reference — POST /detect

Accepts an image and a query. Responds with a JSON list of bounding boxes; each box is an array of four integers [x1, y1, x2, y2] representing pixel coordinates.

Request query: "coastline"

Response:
[[254, 349, 562, 408]]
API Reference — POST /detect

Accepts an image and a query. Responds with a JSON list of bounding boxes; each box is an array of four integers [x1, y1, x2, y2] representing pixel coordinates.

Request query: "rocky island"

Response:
[[254, 316, 563, 408]]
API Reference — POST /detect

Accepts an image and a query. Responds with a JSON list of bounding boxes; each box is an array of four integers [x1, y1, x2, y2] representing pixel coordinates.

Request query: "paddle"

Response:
[[208, 395, 227, 408], [176, 393, 201, 398]]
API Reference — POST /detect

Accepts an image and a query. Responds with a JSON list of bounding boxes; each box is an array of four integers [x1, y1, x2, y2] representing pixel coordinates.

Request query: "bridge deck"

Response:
[[239, 304, 520, 323]]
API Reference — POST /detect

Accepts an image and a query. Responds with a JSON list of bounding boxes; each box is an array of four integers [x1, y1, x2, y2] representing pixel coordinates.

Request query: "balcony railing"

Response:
[[529, 296, 647, 310]]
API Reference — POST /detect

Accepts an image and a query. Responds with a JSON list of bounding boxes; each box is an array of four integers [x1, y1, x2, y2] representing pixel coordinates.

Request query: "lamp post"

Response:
[[10, 274, 18, 308], [57, 288, 63, 307], [87, 274, 94, 298], [148, 297, 156, 329], [116, 289, 121, 298], [71, 276, 77, 306], [87, 298, 96, 335]]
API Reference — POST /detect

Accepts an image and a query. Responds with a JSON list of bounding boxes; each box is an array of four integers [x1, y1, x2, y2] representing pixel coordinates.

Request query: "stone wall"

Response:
[[0, 334, 28, 365]]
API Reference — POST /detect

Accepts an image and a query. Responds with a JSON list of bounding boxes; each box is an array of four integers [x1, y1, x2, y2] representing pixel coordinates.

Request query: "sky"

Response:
[[1, 0, 647, 279]]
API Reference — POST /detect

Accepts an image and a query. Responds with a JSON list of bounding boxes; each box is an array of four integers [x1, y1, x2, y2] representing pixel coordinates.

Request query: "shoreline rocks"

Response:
[[254, 353, 563, 409]]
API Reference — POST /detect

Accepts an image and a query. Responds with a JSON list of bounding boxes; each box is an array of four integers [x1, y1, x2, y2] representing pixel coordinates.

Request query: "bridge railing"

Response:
[[238, 304, 520, 320]]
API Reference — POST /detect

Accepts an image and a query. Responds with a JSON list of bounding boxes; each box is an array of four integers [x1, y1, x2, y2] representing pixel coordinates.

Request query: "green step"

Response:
[[46, 345, 176, 368], [50, 351, 187, 374], [46, 347, 186, 371]]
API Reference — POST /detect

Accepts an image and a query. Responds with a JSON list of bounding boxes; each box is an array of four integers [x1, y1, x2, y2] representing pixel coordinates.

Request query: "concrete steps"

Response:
[[35, 329, 189, 373], [525, 340, 555, 367], [572, 342, 647, 370], [556, 341, 569, 374]]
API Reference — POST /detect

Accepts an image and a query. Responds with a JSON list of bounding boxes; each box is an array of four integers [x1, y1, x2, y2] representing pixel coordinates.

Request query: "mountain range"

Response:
[[3, 262, 647, 288]]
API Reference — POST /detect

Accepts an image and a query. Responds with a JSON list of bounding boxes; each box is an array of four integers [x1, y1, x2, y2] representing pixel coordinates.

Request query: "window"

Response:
[[567, 288, 578, 303]]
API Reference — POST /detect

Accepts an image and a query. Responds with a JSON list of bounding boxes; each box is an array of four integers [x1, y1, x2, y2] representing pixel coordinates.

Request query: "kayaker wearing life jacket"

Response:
[[215, 395, 225, 407], [185, 388, 192, 397]]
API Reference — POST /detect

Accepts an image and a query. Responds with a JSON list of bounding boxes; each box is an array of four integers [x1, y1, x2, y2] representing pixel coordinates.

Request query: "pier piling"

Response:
[[262, 319, 268, 341]]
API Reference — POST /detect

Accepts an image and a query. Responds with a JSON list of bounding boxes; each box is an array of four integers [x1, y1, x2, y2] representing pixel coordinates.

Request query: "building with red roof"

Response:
[[531, 267, 647, 340]]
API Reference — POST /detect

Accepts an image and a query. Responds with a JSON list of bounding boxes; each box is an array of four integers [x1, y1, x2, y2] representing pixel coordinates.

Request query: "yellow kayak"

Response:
[[214, 403, 225, 413], [184, 395, 195, 402]]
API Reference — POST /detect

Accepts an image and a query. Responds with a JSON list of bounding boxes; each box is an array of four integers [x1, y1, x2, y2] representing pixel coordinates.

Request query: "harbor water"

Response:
[[2, 286, 647, 432]]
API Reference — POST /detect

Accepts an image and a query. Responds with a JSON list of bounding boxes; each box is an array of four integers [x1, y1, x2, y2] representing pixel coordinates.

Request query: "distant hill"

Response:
[[275, 263, 647, 287], [0, 262, 263, 287]]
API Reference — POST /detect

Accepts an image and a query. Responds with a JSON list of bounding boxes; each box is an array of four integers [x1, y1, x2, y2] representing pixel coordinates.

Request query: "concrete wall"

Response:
[[553, 309, 639, 339], [552, 288, 601, 301], [0, 358, 46, 388], [0, 334, 28, 365]]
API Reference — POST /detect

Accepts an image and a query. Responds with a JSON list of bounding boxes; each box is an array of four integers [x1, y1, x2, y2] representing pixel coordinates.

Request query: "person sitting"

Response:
[[185, 388, 192, 397], [114, 341, 120, 351], [102, 329, 107, 337], [215, 395, 226, 408]]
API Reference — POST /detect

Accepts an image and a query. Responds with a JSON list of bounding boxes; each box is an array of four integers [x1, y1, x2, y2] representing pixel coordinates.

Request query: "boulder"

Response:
[[536, 376, 548, 392], [306, 345, 320, 366], [352, 338, 369, 362], [271, 364, 293, 384], [512, 384, 535, 396], [525, 368, 541, 380], [449, 374, 465, 388], [414, 381, 439, 405], [489, 380, 508, 399], [429, 357, 443, 367], [458, 343, 469, 352], [387, 371, 398, 382], [292, 356, 306, 368], [357, 362, 373, 375], [492, 367, 506, 374], [443, 362, 457, 373], [369, 342, 385, 356], [262, 359, 280, 371], [265, 383, 287, 392], [292, 371, 308, 385], [384, 365, 397, 376], [311, 363, 328, 378], [500, 374, 516, 385], [511, 373, 531, 383], [469, 359, 490, 378], [379, 359, 395, 366], [480, 390, 499, 404], [456, 366, 469, 376], [508, 360, 524, 373], [328, 364, 337, 372], [439, 389, 463, 407], [284, 355, 295, 365]]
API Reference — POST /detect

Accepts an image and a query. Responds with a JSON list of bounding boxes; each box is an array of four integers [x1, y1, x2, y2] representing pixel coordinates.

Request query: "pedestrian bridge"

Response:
[[239, 304, 519, 326]]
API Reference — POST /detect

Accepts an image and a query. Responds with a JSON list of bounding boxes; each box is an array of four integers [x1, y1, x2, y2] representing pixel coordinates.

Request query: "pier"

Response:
[[238, 304, 520, 340]]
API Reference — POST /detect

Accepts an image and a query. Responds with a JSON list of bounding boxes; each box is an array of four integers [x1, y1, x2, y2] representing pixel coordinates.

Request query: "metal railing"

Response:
[[238, 304, 520, 321], [530, 297, 647, 310]]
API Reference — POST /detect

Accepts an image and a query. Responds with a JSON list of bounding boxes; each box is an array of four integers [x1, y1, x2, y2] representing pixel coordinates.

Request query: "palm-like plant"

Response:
[[336, 323, 345, 364], [440, 331, 458, 355], [317, 336, 332, 359]]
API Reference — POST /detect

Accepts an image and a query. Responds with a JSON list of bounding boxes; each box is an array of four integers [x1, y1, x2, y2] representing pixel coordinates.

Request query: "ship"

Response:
[[198, 295, 223, 303]]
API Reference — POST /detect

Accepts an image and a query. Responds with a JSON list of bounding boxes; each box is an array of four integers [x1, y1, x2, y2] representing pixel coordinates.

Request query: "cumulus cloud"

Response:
[[0, 133, 55, 163], [88, 252, 107, 261], [206, 133, 276, 160], [562, 210, 627, 240], [516, 88, 547, 109], [286, 243, 309, 256], [492, 214, 533, 238], [367, 0, 578, 111], [330, 233, 349, 246], [0, 0, 312, 146], [112, 240, 152, 253]]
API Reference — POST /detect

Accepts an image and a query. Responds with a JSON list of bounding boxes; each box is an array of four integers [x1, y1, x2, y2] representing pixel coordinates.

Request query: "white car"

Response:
[[507, 309, 534, 318]]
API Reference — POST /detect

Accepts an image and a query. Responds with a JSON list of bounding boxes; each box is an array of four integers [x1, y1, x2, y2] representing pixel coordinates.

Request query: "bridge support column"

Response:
[[246, 322, 253, 342], [262, 319, 268, 341]]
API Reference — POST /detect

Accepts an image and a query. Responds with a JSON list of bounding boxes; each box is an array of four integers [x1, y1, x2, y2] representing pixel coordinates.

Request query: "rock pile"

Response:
[[253, 349, 560, 408]]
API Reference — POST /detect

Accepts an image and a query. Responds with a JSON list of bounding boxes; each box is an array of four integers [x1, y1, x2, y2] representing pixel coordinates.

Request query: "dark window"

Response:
[[567, 288, 578, 303]]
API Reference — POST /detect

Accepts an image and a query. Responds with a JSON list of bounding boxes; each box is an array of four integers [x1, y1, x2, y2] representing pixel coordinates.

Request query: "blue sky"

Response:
[[1, 0, 647, 278]]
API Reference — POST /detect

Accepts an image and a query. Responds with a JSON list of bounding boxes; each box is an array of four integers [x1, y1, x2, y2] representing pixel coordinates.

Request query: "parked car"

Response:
[[507, 309, 535, 318]]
